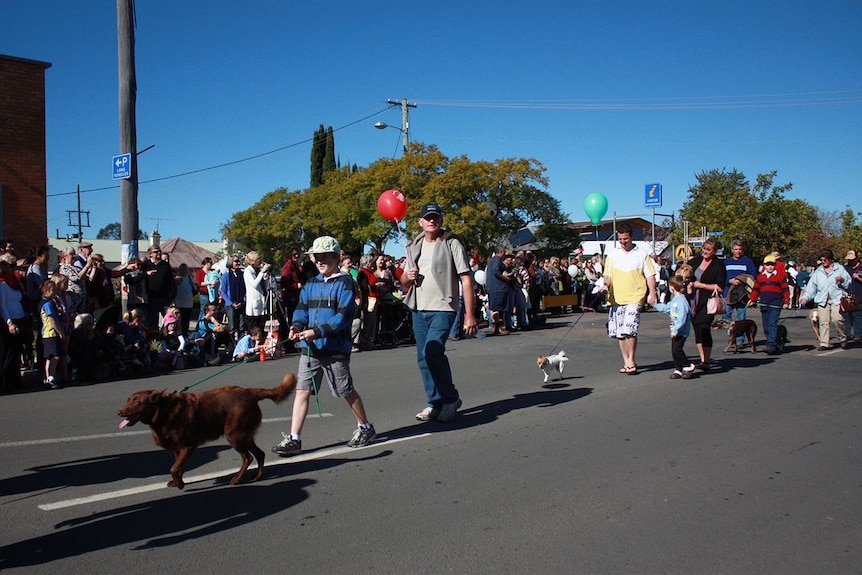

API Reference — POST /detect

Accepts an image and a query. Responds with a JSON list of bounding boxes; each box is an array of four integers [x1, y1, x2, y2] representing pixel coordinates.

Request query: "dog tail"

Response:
[[250, 373, 297, 404]]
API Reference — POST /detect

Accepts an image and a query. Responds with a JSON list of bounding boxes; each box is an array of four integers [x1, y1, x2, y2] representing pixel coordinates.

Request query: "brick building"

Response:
[[0, 54, 51, 259]]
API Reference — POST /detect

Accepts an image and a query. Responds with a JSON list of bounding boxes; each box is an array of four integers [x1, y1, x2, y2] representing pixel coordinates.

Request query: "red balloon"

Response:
[[377, 189, 408, 222]]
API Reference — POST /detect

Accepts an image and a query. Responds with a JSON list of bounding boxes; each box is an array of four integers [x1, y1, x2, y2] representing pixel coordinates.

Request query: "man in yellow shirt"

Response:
[[602, 223, 657, 375]]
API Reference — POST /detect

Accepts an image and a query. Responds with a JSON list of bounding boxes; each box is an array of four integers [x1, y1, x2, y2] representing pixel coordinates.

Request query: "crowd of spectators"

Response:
[[1, 234, 859, 393]]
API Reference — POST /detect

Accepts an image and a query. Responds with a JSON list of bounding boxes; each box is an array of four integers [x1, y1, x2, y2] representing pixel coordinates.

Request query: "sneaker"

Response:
[[272, 433, 302, 457], [680, 370, 693, 379], [682, 363, 697, 373], [415, 407, 439, 421], [43, 377, 60, 390], [437, 398, 463, 422], [670, 371, 682, 380], [840, 340, 850, 350], [347, 425, 377, 448], [818, 345, 829, 351]]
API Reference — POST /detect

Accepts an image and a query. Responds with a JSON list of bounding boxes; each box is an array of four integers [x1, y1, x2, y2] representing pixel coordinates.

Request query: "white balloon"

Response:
[[474, 270, 486, 285], [567, 264, 579, 278]]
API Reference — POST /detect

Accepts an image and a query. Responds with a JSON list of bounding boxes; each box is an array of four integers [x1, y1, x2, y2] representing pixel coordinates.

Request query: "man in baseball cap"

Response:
[[419, 203, 443, 219]]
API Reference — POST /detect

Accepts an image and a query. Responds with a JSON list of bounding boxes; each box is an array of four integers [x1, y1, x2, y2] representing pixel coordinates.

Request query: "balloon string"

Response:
[[395, 218, 415, 270]]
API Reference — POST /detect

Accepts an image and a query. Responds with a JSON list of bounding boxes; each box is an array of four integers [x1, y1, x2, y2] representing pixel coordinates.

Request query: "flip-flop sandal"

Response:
[[620, 365, 637, 374]]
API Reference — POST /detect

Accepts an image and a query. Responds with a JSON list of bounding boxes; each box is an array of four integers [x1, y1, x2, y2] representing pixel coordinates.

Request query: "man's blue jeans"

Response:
[[761, 306, 781, 350], [412, 310, 458, 408], [843, 309, 862, 339], [448, 296, 465, 339], [726, 303, 748, 344]]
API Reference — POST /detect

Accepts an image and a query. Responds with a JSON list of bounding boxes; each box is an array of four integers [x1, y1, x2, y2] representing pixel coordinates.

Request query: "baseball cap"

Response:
[[162, 313, 178, 326], [80, 241, 93, 248], [763, 255, 776, 264], [419, 203, 443, 219], [307, 236, 341, 255]]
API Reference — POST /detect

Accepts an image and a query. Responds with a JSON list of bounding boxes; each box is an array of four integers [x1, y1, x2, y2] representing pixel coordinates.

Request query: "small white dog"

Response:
[[537, 350, 568, 383]]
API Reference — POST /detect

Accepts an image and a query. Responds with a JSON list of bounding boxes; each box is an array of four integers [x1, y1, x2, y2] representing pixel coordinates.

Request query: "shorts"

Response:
[[42, 336, 61, 358], [488, 290, 508, 312], [296, 351, 354, 398], [607, 304, 642, 339]]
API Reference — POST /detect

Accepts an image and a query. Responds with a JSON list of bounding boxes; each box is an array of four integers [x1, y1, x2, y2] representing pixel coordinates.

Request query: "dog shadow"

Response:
[[0, 445, 231, 498], [0, 478, 314, 569]]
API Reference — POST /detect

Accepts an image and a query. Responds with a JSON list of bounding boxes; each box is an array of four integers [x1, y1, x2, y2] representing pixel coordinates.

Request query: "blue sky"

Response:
[[2, 1, 861, 244]]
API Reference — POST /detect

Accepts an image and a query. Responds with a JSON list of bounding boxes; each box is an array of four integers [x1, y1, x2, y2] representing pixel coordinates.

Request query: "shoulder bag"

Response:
[[840, 291, 860, 313], [706, 288, 727, 315]]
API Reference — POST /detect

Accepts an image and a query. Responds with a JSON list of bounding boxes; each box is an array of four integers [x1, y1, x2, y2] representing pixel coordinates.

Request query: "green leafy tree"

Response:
[[224, 142, 571, 257], [680, 168, 817, 260], [839, 207, 862, 254], [96, 222, 147, 240]]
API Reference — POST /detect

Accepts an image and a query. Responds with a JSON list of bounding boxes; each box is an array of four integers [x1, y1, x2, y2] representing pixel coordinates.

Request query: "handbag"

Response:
[[706, 288, 727, 315], [840, 292, 860, 313]]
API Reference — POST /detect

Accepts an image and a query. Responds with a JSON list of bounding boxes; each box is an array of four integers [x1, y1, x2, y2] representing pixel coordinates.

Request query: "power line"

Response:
[[418, 89, 862, 111], [47, 105, 392, 198]]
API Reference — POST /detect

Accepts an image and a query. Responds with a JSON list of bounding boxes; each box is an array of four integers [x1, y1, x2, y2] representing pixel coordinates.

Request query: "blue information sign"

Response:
[[112, 153, 131, 180], [645, 183, 662, 208]]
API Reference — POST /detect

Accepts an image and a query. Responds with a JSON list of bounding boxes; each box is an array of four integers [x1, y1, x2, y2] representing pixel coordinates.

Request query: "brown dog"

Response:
[[676, 264, 694, 295], [721, 319, 758, 353], [117, 373, 297, 489]]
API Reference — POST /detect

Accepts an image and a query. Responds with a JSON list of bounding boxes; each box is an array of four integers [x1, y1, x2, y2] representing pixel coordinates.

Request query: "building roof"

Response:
[[157, 237, 219, 269]]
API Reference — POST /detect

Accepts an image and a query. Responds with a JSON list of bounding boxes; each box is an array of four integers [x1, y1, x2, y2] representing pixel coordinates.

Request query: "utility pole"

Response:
[[386, 98, 416, 153], [118, 0, 139, 264]]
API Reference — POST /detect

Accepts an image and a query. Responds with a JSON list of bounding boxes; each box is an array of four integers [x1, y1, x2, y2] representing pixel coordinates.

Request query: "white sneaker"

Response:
[[415, 407, 439, 421]]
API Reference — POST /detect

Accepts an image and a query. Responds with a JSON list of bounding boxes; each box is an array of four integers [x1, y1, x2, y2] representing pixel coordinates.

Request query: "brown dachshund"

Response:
[[117, 373, 297, 489]]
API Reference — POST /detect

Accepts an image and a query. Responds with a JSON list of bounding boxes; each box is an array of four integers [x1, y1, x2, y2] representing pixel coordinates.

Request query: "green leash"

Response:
[[305, 345, 323, 418]]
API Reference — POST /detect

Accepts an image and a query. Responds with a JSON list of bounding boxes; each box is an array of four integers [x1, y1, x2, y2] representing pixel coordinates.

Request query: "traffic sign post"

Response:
[[112, 153, 131, 180]]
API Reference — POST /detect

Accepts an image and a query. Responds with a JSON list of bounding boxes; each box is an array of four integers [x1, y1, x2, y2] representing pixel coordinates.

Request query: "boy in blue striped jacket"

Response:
[[272, 236, 375, 456]]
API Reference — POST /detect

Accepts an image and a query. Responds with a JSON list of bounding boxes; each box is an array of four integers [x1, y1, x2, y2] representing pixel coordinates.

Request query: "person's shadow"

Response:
[[0, 448, 393, 569], [375, 386, 593, 440]]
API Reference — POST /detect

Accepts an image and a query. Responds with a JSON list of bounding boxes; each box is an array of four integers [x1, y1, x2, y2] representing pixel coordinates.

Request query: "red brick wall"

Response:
[[0, 55, 51, 260]]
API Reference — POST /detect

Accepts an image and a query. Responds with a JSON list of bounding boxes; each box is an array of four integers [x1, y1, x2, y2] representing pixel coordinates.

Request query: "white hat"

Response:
[[307, 236, 340, 255]]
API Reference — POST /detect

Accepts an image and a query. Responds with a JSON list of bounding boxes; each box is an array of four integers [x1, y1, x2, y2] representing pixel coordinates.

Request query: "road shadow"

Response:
[[0, 478, 313, 569], [0, 448, 393, 569], [0, 445, 231, 498], [376, 386, 593, 440]]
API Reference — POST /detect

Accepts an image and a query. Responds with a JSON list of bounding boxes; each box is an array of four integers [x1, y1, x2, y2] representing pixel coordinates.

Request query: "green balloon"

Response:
[[584, 193, 608, 225]]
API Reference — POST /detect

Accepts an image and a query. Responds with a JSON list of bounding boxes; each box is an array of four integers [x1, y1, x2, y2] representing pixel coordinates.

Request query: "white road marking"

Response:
[[0, 415, 331, 449], [38, 433, 430, 511]]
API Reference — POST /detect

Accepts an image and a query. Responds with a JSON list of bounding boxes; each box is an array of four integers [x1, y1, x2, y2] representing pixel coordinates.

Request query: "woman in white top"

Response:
[[243, 251, 272, 332]]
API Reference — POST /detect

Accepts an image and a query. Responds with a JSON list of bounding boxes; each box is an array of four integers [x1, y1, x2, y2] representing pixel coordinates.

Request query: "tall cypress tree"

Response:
[[323, 126, 336, 175], [310, 124, 326, 187]]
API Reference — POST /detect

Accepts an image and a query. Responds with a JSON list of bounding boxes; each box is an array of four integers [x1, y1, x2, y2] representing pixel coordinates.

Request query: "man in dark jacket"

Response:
[[141, 245, 175, 328]]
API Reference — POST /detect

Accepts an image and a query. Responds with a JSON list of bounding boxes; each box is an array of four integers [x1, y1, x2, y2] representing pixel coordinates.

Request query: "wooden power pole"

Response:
[[117, 0, 139, 263]]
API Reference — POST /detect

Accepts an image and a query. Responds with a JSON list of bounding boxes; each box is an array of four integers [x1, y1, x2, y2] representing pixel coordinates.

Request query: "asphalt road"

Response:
[[1, 308, 860, 574]]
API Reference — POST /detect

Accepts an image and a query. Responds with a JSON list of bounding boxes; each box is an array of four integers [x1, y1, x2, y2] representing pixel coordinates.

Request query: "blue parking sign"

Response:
[[645, 183, 661, 208], [112, 153, 131, 180]]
